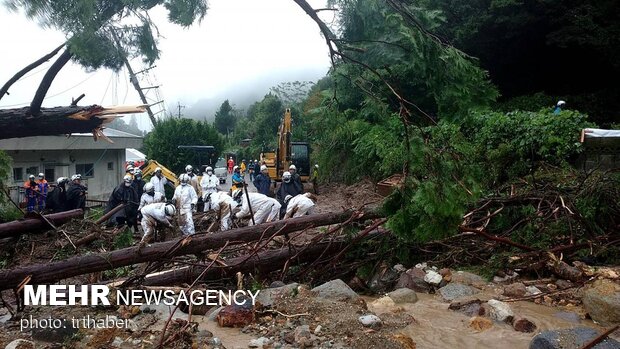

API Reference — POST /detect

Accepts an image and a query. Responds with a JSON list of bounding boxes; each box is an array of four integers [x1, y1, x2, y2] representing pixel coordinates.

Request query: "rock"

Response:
[[503, 282, 527, 298], [206, 337, 222, 347], [388, 288, 418, 304], [249, 337, 273, 348], [217, 304, 255, 328], [529, 327, 620, 349], [493, 271, 519, 284], [448, 299, 485, 317], [451, 271, 487, 288], [368, 262, 400, 293], [270, 280, 286, 288], [111, 337, 123, 348], [582, 279, 620, 326], [5, 339, 35, 349], [125, 319, 138, 332], [513, 317, 537, 333], [208, 306, 225, 322], [487, 299, 514, 323], [415, 262, 427, 269], [554, 311, 581, 323], [31, 317, 78, 342], [438, 283, 477, 301], [372, 296, 396, 308], [469, 316, 493, 332], [294, 325, 313, 347], [255, 283, 299, 307], [525, 286, 542, 296], [424, 270, 443, 285], [283, 331, 295, 344], [393, 264, 407, 273], [359, 314, 382, 329], [393, 333, 416, 349], [396, 268, 430, 293], [314, 325, 322, 334], [556, 279, 573, 289], [311, 279, 359, 301]]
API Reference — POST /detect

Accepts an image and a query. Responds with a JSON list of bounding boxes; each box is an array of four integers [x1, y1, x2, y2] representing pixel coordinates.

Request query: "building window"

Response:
[[13, 168, 23, 181], [44, 168, 55, 181], [26, 166, 38, 177], [76, 163, 95, 178], [107, 162, 114, 170]]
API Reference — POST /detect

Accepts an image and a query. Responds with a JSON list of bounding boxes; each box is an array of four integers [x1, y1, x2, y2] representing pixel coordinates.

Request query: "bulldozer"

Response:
[[261, 108, 311, 182]]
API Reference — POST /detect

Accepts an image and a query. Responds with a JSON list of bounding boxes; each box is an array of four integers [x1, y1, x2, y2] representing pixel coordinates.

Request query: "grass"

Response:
[[0, 204, 23, 223]]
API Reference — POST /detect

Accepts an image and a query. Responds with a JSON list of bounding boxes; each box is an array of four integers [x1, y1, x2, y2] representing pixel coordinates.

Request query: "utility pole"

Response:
[[110, 28, 161, 127], [177, 101, 185, 119]]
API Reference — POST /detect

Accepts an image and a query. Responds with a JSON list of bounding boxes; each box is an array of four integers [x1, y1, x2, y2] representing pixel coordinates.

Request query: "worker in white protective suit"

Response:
[[138, 182, 165, 211], [149, 167, 168, 198], [283, 193, 317, 219], [232, 189, 281, 226], [172, 173, 198, 235], [140, 203, 176, 243], [203, 191, 237, 230], [200, 166, 219, 197]]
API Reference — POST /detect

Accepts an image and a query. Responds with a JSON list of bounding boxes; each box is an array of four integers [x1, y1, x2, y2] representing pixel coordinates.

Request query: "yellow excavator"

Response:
[[140, 160, 179, 187], [261, 108, 310, 182]]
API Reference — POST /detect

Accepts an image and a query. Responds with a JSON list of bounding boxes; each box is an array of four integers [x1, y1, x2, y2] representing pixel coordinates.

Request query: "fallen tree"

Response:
[[0, 209, 380, 290], [0, 209, 83, 239]]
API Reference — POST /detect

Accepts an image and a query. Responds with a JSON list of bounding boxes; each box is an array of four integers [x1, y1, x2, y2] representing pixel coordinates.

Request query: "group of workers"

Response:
[[227, 157, 263, 181], [23, 173, 87, 213]]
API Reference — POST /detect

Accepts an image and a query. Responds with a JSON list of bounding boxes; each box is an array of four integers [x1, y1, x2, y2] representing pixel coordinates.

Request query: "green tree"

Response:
[[213, 100, 236, 135], [143, 117, 223, 174]]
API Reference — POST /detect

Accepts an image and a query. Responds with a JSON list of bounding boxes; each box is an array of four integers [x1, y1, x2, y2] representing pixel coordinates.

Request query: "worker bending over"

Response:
[[138, 183, 164, 211], [140, 203, 176, 244], [283, 193, 317, 219], [173, 173, 198, 235], [233, 189, 280, 226], [203, 191, 237, 230]]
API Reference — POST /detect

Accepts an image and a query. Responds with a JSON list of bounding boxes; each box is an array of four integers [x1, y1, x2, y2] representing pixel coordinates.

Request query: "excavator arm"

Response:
[[141, 160, 179, 187]]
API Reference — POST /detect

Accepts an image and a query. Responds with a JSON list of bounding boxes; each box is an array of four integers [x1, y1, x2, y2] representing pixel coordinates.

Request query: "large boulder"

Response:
[[582, 279, 620, 326], [487, 299, 514, 324], [530, 327, 620, 349], [311, 279, 359, 301], [387, 288, 418, 304], [451, 271, 487, 288], [396, 267, 430, 293], [438, 283, 477, 302], [368, 262, 400, 293], [255, 283, 299, 307]]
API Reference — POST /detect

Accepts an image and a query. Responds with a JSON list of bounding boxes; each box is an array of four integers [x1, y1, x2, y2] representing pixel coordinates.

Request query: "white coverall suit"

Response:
[[173, 184, 198, 235], [150, 175, 168, 198], [204, 191, 237, 230], [235, 192, 281, 226], [140, 202, 173, 242], [200, 174, 219, 198], [138, 192, 164, 211], [284, 193, 316, 219]]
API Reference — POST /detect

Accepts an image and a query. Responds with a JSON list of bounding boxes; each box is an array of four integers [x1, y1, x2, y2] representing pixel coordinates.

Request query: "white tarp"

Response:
[[126, 148, 146, 161], [583, 128, 620, 138]]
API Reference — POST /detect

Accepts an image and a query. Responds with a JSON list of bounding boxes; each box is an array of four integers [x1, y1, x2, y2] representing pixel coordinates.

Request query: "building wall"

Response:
[[6, 148, 125, 200]]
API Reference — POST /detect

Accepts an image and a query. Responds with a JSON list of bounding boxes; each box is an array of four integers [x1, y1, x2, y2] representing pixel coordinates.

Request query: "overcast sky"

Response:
[[0, 0, 332, 130]]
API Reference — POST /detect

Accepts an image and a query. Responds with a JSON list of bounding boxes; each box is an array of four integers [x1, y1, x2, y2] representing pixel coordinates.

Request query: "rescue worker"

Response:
[[172, 173, 198, 235], [288, 164, 303, 192], [276, 171, 303, 218], [23, 174, 39, 212], [46, 177, 68, 213], [283, 193, 317, 219], [149, 167, 168, 199], [227, 156, 234, 174], [203, 191, 237, 230], [35, 173, 48, 212], [253, 165, 271, 196], [132, 168, 146, 199], [140, 203, 176, 244], [233, 189, 281, 226], [138, 182, 164, 211], [253, 159, 261, 176], [311, 164, 320, 194], [200, 166, 219, 198], [106, 175, 139, 232], [554, 100, 566, 114], [66, 174, 87, 210], [185, 165, 201, 197], [240, 160, 247, 177], [231, 166, 244, 190], [125, 165, 135, 179], [248, 160, 255, 182]]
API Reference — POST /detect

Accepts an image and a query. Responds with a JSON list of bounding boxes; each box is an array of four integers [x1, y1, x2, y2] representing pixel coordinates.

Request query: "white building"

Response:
[[0, 128, 143, 200]]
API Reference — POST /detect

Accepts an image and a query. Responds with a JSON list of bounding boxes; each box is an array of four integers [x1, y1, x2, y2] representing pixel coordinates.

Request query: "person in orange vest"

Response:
[[36, 173, 49, 212], [227, 157, 234, 174], [23, 174, 39, 212]]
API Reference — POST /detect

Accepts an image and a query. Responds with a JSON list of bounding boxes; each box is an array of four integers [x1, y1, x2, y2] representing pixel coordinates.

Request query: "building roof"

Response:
[[126, 148, 147, 161], [0, 128, 143, 151]]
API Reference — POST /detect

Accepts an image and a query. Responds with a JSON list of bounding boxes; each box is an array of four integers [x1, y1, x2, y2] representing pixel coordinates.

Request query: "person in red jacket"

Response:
[[23, 174, 39, 212], [36, 173, 49, 212], [227, 156, 234, 174]]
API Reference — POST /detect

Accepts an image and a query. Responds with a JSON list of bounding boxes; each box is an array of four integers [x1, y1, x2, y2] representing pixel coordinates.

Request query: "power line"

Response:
[[0, 73, 97, 108]]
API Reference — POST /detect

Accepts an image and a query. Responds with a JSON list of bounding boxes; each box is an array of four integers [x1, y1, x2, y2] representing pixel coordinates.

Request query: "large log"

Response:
[[0, 209, 379, 290], [0, 209, 83, 238]]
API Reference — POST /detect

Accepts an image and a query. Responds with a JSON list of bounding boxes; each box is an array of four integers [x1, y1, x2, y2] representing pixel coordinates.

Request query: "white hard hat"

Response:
[[28, 174, 35, 179], [289, 164, 296, 170], [38, 173, 44, 178], [232, 188, 243, 201], [56, 177, 67, 185], [185, 165, 193, 172], [206, 166, 213, 172], [282, 171, 291, 179], [155, 167, 162, 172], [123, 174, 133, 183], [144, 182, 154, 193], [233, 165, 239, 171], [260, 165, 268, 171], [255, 159, 258, 162], [134, 168, 142, 175], [557, 100, 566, 106], [71, 174, 79, 181], [315, 164, 319, 168], [179, 173, 190, 184], [284, 195, 293, 204], [165, 204, 176, 216], [126, 165, 134, 171]]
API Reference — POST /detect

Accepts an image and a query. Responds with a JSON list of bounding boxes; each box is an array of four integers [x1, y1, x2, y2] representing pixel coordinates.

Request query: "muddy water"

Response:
[[368, 293, 614, 349]]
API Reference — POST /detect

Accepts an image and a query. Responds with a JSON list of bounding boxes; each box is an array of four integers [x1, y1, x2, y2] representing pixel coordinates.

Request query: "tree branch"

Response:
[[29, 47, 73, 116]]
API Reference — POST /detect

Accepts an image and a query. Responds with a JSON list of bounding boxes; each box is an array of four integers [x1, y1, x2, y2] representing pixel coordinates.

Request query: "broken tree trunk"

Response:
[[0, 209, 380, 290], [0, 105, 146, 140], [0, 209, 83, 239]]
